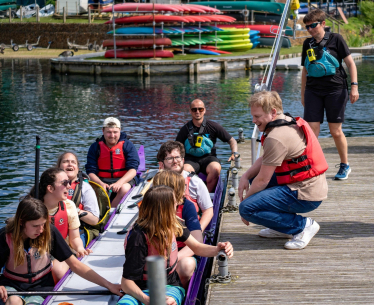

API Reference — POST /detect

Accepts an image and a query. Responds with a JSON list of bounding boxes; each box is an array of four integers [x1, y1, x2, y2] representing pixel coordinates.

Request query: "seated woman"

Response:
[[153, 170, 203, 289], [30, 167, 92, 282], [0, 197, 122, 305], [57, 151, 100, 247], [119, 185, 233, 305]]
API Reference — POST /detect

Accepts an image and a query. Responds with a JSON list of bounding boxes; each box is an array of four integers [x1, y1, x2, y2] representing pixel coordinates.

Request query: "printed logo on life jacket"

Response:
[[171, 241, 177, 252], [115, 148, 121, 155], [59, 218, 65, 225], [34, 251, 41, 260], [68, 188, 74, 197]]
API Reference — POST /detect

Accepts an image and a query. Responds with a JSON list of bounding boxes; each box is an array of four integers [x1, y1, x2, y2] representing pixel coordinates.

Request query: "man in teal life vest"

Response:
[[86, 117, 140, 207], [176, 99, 238, 192]]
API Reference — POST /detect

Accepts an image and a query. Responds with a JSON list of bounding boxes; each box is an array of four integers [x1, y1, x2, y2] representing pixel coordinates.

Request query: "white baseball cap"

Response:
[[102, 117, 121, 129]]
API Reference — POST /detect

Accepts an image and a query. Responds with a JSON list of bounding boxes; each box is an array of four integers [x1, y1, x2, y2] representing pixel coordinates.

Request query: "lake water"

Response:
[[1, 58, 373, 225]]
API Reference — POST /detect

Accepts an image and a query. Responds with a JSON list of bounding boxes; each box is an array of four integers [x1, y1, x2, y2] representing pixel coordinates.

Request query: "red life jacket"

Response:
[[261, 115, 328, 185], [3, 233, 52, 283], [97, 140, 127, 178], [176, 205, 185, 249], [123, 226, 178, 281], [67, 180, 83, 210], [49, 201, 69, 239], [184, 173, 200, 215]]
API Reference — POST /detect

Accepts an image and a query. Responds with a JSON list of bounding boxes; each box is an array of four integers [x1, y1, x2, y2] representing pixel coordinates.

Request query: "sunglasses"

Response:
[[191, 107, 205, 113], [305, 22, 320, 30], [61, 180, 71, 187]]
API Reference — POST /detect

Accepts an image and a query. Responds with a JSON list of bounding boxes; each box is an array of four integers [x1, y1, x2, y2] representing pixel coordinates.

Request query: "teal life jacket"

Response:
[[304, 32, 340, 78], [184, 118, 214, 157]]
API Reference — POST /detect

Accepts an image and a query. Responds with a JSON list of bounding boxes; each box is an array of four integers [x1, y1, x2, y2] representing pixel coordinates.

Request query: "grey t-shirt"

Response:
[[81, 181, 100, 218], [182, 170, 213, 211]]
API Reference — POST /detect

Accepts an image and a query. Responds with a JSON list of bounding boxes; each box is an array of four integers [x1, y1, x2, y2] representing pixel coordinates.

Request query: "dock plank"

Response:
[[206, 137, 374, 304]]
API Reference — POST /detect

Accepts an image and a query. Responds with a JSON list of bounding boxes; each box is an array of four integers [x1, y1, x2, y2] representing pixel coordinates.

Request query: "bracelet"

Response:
[[351, 82, 358, 86]]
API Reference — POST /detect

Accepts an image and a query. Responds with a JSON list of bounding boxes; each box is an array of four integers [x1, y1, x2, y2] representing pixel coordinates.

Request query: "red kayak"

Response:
[[105, 49, 174, 58], [190, 46, 232, 54], [204, 15, 236, 22], [169, 4, 205, 13], [186, 4, 220, 13], [106, 15, 191, 24], [102, 3, 180, 12], [183, 15, 212, 22], [103, 38, 172, 48]]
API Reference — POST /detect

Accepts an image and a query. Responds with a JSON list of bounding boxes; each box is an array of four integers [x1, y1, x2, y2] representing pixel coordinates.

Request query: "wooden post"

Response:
[[63, 7, 66, 23], [88, 7, 91, 24], [56, 0, 59, 15], [332, 21, 335, 33], [36, 6, 40, 22], [8, 8, 11, 22], [338, 23, 340, 34], [20, 6, 23, 22]]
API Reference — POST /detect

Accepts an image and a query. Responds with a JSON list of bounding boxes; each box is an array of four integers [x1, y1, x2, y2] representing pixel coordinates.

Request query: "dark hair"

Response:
[[29, 167, 65, 201], [56, 151, 80, 169], [6, 196, 51, 267], [303, 9, 326, 24], [157, 141, 185, 162]]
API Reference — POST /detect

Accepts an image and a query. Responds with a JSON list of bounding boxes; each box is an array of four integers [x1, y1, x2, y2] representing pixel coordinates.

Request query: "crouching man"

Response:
[[239, 91, 328, 250]]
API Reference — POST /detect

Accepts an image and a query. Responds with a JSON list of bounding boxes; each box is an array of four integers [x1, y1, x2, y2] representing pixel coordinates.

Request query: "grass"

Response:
[[0, 16, 106, 24], [0, 48, 94, 58], [86, 46, 302, 61]]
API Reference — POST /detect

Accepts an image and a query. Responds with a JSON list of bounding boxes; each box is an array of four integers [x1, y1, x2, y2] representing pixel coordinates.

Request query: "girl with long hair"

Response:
[[30, 167, 92, 282], [119, 185, 233, 305], [0, 197, 122, 305], [153, 170, 203, 289]]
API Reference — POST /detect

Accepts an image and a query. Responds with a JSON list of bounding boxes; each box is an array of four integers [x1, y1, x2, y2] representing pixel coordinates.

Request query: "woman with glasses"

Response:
[[301, 9, 359, 180], [29, 167, 92, 282], [0, 197, 122, 305]]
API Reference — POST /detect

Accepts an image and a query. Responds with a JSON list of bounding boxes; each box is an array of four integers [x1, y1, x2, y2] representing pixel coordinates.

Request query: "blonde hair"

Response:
[[136, 186, 183, 258], [249, 91, 283, 114], [6, 196, 51, 268], [153, 170, 185, 204]]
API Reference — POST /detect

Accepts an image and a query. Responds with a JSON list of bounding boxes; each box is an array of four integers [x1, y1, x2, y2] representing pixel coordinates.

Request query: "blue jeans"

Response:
[[239, 175, 322, 235]]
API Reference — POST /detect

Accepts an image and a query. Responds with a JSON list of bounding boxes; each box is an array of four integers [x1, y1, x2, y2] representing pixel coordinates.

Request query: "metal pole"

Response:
[[146, 256, 166, 305], [112, 4, 116, 59], [153, 2, 156, 59], [34, 136, 41, 199]]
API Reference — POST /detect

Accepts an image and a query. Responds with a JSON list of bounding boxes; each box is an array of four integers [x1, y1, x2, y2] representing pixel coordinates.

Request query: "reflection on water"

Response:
[[1, 58, 373, 224]]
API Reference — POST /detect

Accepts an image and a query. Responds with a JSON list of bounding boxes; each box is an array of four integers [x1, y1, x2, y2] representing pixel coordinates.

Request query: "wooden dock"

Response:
[[206, 136, 374, 304]]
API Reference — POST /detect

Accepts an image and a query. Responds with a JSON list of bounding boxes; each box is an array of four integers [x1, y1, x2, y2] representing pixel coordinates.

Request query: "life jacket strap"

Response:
[[276, 165, 312, 177], [4, 262, 52, 279], [287, 155, 308, 164]]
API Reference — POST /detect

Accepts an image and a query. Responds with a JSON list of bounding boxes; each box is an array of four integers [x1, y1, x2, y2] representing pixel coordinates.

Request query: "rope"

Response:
[[204, 273, 232, 298], [219, 205, 238, 216]]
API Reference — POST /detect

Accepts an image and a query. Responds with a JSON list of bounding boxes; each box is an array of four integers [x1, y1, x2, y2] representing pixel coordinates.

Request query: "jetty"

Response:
[[206, 136, 374, 304]]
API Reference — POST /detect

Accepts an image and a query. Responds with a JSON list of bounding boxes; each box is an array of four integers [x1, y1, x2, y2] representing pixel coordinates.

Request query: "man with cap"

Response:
[[176, 99, 238, 192], [86, 117, 140, 207]]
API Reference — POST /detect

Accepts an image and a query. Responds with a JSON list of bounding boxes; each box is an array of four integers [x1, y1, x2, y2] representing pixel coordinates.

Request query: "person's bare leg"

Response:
[[307, 122, 321, 138], [206, 161, 221, 192], [176, 257, 196, 289], [183, 164, 195, 173], [328, 122, 348, 164], [111, 183, 131, 208], [52, 260, 70, 283], [6, 296, 23, 305]]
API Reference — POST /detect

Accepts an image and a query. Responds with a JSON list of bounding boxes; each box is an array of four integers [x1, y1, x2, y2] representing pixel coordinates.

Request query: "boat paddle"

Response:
[[7, 290, 115, 296], [34, 135, 41, 199]]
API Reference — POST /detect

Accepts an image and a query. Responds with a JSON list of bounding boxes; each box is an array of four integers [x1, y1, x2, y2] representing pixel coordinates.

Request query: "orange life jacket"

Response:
[[49, 201, 69, 239], [97, 140, 127, 178], [3, 233, 52, 283], [67, 180, 83, 210], [261, 115, 328, 185], [123, 226, 178, 281]]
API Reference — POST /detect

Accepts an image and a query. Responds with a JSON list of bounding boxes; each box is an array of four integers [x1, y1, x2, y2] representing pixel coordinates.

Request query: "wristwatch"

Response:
[[351, 82, 358, 86]]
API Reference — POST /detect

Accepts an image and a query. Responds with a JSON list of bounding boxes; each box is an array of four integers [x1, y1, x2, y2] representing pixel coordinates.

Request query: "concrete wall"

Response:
[[0, 23, 112, 49]]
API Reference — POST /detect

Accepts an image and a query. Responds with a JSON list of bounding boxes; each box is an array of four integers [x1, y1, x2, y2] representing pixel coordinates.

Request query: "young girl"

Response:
[[119, 185, 233, 305], [0, 197, 122, 305], [31, 167, 92, 281], [153, 170, 203, 289]]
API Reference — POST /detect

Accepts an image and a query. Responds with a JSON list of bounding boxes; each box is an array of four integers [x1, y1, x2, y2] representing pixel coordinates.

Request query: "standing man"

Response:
[[176, 99, 238, 192], [157, 141, 213, 232], [86, 117, 139, 207], [301, 9, 359, 180], [239, 91, 328, 250]]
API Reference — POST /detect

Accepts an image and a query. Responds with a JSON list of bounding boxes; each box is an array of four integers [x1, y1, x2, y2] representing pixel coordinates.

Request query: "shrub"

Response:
[[347, 34, 364, 47], [359, 1, 374, 27]]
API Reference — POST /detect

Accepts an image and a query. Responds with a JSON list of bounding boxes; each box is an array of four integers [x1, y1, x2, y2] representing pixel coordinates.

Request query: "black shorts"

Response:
[[184, 155, 221, 175], [101, 178, 136, 201], [304, 87, 348, 123]]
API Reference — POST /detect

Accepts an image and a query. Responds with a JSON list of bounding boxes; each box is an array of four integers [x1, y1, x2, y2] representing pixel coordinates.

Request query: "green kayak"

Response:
[[218, 43, 253, 51], [190, 1, 285, 15], [0, 3, 16, 10], [207, 39, 251, 45], [0, 0, 16, 4], [258, 36, 292, 48]]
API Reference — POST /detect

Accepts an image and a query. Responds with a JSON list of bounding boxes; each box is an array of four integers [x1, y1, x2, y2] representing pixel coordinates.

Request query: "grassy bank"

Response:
[[0, 16, 105, 24], [0, 48, 94, 58]]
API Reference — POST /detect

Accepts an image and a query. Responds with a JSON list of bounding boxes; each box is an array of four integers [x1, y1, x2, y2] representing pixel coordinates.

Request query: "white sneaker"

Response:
[[259, 228, 293, 239], [284, 219, 320, 250]]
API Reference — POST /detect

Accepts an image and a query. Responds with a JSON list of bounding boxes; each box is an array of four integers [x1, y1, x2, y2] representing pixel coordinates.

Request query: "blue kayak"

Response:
[[251, 41, 260, 49], [108, 27, 174, 35], [187, 49, 220, 56], [249, 30, 260, 38]]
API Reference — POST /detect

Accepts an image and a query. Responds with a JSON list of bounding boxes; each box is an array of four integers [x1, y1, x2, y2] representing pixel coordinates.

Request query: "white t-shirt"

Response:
[[68, 181, 100, 218], [182, 170, 213, 211]]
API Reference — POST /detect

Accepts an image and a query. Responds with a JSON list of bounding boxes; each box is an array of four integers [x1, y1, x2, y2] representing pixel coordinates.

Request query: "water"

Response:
[[1, 58, 373, 224]]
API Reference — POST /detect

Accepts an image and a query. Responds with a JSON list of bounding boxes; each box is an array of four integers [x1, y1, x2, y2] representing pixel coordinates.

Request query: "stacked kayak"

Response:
[[207, 28, 253, 51], [250, 30, 260, 49], [0, 0, 16, 11]]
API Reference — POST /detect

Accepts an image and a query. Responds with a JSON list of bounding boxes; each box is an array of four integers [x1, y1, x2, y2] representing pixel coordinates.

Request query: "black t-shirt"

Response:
[[176, 119, 232, 157], [0, 225, 73, 291], [122, 223, 190, 291], [301, 33, 350, 92]]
